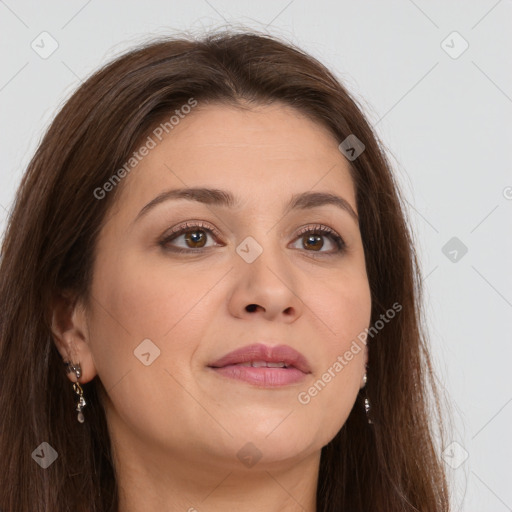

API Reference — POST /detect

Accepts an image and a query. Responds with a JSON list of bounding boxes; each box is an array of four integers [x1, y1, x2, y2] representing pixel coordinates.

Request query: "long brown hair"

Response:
[[0, 30, 451, 511]]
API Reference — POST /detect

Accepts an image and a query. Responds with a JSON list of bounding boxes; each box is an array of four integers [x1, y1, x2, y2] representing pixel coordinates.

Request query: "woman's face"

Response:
[[80, 102, 371, 470]]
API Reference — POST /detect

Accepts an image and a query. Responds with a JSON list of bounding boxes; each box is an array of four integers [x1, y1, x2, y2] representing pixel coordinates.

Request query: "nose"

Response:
[[227, 243, 303, 323]]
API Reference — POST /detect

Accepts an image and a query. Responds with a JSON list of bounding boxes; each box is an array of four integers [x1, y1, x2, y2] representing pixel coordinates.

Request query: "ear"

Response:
[[50, 290, 97, 384]]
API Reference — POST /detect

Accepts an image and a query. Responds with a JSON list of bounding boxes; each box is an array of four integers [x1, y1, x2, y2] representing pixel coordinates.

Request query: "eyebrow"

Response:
[[133, 187, 359, 224]]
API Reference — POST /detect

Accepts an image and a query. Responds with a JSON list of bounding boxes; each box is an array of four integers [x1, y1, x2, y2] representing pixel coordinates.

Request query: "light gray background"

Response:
[[1, 1, 511, 510]]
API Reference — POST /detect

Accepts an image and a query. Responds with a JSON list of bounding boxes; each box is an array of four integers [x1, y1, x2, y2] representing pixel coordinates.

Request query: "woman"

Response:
[[0, 30, 451, 511]]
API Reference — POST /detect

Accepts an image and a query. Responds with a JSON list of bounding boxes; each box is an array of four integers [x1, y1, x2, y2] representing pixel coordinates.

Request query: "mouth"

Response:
[[207, 343, 311, 387]]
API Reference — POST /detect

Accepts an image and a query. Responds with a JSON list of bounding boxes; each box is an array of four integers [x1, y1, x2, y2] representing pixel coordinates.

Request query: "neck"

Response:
[[111, 431, 320, 512]]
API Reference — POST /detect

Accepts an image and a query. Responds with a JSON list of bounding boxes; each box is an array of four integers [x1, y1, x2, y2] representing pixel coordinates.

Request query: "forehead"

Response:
[[111, 103, 356, 219]]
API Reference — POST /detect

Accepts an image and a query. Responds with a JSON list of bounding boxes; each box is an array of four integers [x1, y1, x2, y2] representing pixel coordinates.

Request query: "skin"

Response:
[[51, 102, 372, 512]]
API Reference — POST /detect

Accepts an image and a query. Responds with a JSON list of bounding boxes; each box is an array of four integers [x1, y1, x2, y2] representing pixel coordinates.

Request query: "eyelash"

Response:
[[159, 221, 346, 256]]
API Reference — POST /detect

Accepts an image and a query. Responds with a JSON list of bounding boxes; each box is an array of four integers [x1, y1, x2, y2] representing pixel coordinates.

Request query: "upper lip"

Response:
[[208, 343, 312, 374]]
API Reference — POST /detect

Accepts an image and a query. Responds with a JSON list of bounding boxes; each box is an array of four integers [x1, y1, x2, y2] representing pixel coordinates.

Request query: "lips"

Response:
[[208, 343, 312, 374]]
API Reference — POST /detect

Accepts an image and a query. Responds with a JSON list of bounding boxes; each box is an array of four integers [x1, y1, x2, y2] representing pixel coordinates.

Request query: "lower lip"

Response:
[[209, 365, 308, 387]]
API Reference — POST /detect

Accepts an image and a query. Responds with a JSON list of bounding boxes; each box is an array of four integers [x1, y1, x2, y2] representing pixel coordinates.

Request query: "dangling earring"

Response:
[[362, 369, 373, 424], [64, 361, 87, 423]]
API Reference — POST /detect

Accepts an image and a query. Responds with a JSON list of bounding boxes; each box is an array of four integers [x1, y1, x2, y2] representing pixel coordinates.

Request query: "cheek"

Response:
[[311, 266, 372, 348], [85, 256, 218, 441], [86, 252, 221, 386], [297, 269, 370, 419], [91, 248, 217, 336], [294, 286, 370, 444]]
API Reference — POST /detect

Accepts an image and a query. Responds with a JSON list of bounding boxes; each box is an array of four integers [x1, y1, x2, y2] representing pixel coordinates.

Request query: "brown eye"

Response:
[[184, 230, 208, 248], [302, 234, 324, 251], [290, 225, 346, 255], [160, 221, 223, 253]]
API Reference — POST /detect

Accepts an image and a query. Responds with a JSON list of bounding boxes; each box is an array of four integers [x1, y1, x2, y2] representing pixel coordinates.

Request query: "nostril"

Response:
[[246, 304, 259, 312]]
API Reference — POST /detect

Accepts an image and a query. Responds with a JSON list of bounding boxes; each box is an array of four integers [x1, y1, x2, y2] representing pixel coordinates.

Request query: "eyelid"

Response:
[[162, 220, 223, 240], [295, 223, 338, 237]]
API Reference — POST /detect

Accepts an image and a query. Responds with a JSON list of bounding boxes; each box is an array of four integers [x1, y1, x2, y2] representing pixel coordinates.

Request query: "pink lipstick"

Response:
[[207, 343, 311, 387]]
